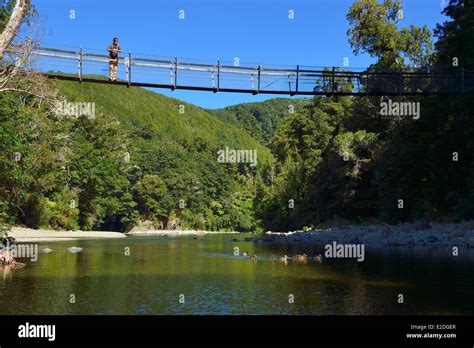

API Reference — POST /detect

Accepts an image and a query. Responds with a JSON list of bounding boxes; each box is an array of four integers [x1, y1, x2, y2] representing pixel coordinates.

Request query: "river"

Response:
[[1, 233, 473, 314]]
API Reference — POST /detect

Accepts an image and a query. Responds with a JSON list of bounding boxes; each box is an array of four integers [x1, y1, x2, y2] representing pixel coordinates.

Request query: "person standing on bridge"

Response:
[[107, 37, 122, 82]]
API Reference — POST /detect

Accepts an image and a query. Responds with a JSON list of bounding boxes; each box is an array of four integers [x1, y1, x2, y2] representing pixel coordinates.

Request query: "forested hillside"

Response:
[[209, 98, 309, 144], [0, 78, 273, 232], [256, 0, 474, 230]]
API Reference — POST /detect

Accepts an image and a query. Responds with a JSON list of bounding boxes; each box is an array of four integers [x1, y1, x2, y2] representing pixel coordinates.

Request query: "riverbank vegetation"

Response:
[[257, 0, 473, 230]]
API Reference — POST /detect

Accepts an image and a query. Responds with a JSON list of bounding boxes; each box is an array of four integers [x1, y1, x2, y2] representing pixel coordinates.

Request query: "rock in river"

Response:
[[68, 246, 83, 253]]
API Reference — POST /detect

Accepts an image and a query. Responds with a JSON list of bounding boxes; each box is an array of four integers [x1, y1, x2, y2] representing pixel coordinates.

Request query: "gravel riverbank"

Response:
[[256, 221, 474, 248]]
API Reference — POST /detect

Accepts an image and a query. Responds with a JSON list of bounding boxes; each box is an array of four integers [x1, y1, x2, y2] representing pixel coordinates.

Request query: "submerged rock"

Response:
[[68, 247, 83, 253]]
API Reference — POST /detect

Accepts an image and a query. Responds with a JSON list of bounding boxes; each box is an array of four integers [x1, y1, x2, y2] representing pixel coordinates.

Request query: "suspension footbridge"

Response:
[[6, 44, 474, 96]]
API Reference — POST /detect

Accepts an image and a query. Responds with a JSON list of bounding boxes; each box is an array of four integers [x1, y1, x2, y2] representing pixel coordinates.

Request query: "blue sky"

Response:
[[32, 0, 448, 108]]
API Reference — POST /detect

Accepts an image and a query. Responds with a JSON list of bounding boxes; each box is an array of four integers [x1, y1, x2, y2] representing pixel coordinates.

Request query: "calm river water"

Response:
[[1, 233, 473, 314]]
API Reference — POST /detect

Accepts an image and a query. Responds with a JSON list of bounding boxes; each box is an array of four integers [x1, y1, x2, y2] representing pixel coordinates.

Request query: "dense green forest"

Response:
[[0, 77, 274, 232], [257, 0, 474, 230], [0, 0, 473, 233], [209, 98, 309, 144]]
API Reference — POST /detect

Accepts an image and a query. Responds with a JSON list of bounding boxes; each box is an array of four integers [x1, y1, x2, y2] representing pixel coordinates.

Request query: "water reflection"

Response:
[[0, 234, 472, 315], [1, 265, 12, 280]]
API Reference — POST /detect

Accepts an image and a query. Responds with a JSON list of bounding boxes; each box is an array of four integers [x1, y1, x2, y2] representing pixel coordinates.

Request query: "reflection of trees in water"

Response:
[[1, 264, 12, 280]]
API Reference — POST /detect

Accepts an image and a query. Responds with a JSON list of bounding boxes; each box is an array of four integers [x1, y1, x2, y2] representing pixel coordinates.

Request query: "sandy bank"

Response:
[[9, 227, 126, 242], [126, 230, 239, 236]]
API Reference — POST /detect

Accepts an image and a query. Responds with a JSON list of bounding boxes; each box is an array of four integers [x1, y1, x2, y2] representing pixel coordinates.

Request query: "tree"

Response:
[[133, 175, 169, 222], [347, 0, 433, 70], [1, 0, 53, 102], [0, 0, 30, 59], [434, 0, 474, 69], [374, 0, 474, 222]]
